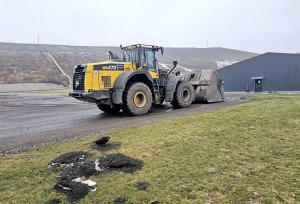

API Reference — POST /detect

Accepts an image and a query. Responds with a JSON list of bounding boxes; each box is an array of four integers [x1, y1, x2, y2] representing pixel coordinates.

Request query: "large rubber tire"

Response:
[[97, 104, 121, 114], [171, 81, 194, 108], [123, 82, 153, 116]]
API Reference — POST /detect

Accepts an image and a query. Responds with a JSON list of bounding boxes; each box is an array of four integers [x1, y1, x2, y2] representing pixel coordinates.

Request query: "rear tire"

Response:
[[97, 104, 120, 114], [123, 82, 152, 116], [171, 81, 194, 108]]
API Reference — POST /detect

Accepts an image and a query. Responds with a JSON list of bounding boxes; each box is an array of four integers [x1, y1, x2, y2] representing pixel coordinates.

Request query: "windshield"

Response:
[[123, 48, 157, 71], [124, 50, 137, 62]]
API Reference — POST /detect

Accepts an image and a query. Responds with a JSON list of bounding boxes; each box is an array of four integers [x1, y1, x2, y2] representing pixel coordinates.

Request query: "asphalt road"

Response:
[[0, 92, 249, 154]]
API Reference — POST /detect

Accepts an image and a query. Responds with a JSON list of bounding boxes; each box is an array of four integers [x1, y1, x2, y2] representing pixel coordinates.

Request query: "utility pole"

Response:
[[38, 33, 39, 45], [207, 40, 208, 48]]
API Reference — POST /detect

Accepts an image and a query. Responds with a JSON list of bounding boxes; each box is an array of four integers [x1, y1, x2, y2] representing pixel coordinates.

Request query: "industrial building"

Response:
[[217, 53, 300, 92]]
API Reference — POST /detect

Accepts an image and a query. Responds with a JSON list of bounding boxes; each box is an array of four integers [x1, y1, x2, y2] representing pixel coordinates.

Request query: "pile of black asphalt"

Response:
[[91, 136, 121, 152], [48, 146, 143, 203], [96, 153, 143, 173], [49, 151, 88, 167], [54, 179, 90, 203]]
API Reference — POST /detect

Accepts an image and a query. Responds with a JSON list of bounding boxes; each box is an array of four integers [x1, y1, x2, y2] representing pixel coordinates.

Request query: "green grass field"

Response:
[[0, 94, 299, 204]]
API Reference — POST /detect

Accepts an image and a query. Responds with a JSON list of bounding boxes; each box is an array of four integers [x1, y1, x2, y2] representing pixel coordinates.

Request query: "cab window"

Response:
[[124, 50, 138, 63]]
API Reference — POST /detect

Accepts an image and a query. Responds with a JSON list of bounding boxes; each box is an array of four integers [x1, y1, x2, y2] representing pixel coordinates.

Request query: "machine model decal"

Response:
[[94, 64, 122, 71]]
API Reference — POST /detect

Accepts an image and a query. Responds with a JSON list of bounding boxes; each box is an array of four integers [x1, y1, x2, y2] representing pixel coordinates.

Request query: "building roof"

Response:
[[218, 52, 300, 71]]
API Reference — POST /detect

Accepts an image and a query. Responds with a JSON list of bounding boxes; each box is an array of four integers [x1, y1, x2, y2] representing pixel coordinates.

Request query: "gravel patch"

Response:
[[0, 83, 65, 92]]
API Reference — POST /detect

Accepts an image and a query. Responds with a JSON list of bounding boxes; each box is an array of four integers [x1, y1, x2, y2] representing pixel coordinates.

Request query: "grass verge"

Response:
[[0, 94, 299, 203]]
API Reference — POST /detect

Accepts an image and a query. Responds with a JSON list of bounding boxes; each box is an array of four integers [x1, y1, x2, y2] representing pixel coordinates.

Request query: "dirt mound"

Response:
[[94, 136, 110, 145], [96, 153, 143, 173], [91, 136, 121, 152], [136, 182, 150, 190], [49, 151, 88, 167], [54, 179, 91, 203], [60, 161, 97, 179], [50, 151, 143, 203], [49, 151, 97, 203]]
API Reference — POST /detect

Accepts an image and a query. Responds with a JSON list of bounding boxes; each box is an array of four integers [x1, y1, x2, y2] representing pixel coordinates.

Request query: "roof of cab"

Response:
[[120, 44, 161, 50]]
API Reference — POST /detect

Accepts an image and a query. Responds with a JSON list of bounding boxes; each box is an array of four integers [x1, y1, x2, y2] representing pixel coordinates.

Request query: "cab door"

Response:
[[145, 49, 158, 79], [145, 49, 156, 71]]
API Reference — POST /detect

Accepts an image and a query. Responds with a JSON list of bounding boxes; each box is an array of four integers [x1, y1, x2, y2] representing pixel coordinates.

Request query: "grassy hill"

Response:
[[0, 42, 258, 86]]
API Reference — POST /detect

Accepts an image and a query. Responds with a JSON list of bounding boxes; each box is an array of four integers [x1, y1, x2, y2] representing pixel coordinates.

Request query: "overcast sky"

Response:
[[0, 0, 299, 53]]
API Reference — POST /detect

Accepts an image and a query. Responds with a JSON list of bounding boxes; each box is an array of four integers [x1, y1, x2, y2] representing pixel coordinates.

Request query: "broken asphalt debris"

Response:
[[96, 153, 143, 173], [49, 151, 143, 203], [60, 161, 97, 178], [94, 136, 110, 145], [49, 151, 96, 203], [49, 151, 88, 167], [54, 179, 91, 203], [91, 136, 121, 152]]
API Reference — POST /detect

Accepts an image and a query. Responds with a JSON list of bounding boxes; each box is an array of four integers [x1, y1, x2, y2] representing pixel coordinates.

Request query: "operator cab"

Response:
[[121, 44, 164, 72]]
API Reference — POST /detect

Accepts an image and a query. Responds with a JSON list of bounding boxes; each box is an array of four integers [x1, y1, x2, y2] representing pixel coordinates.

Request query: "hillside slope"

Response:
[[0, 42, 258, 86]]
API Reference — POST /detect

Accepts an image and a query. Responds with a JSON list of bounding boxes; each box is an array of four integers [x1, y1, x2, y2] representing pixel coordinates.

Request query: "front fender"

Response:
[[112, 71, 154, 104]]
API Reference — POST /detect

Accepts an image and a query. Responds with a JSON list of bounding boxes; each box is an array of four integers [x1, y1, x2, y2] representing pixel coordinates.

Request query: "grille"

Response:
[[102, 76, 111, 88], [73, 65, 86, 90]]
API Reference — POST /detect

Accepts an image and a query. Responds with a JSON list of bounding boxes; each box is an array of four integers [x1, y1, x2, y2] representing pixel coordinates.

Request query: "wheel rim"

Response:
[[134, 91, 147, 108], [182, 88, 190, 102]]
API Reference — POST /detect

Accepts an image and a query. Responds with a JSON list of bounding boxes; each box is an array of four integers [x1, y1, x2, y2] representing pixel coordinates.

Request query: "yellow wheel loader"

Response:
[[69, 44, 224, 116]]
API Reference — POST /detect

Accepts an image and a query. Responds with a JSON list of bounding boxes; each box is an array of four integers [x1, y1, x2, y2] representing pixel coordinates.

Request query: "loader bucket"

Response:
[[180, 69, 224, 103]]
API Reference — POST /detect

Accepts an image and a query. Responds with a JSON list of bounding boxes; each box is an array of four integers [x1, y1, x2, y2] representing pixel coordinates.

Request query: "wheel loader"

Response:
[[69, 44, 224, 116]]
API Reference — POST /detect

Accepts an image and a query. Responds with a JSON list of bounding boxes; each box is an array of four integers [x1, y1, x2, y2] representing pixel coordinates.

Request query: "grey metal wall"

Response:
[[217, 53, 300, 92]]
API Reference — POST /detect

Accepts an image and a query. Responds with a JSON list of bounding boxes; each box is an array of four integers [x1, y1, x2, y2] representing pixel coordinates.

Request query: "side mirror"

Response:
[[161, 47, 164, 55], [173, 61, 178, 66]]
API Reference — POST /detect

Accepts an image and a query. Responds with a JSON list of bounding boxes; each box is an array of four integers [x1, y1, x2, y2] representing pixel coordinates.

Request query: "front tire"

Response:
[[171, 81, 194, 108], [123, 82, 153, 116]]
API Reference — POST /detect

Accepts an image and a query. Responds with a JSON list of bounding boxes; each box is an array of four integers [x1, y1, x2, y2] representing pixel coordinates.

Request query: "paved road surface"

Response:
[[0, 92, 249, 154]]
